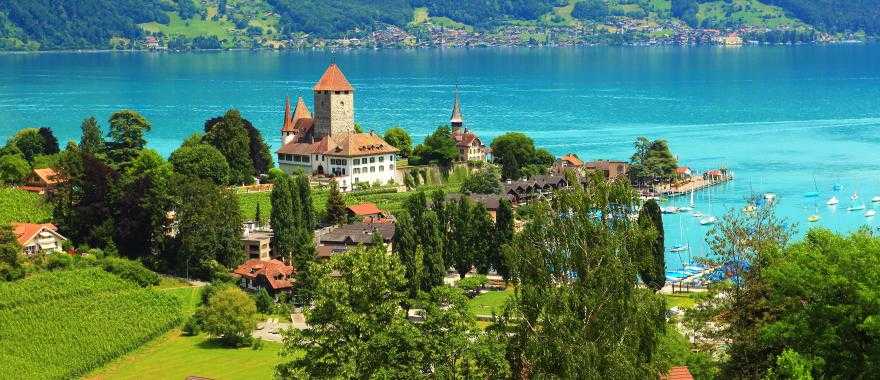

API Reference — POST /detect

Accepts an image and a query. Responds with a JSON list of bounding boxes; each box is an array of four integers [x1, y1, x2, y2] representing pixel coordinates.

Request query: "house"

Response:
[[502, 174, 572, 204], [660, 366, 694, 380], [22, 168, 61, 195], [12, 223, 67, 256], [552, 153, 584, 173], [445, 193, 514, 220], [241, 222, 273, 261], [233, 259, 295, 295], [449, 93, 488, 162], [316, 222, 396, 260], [145, 36, 160, 49], [675, 167, 692, 179], [346, 202, 386, 222], [276, 64, 400, 191], [584, 160, 630, 181]]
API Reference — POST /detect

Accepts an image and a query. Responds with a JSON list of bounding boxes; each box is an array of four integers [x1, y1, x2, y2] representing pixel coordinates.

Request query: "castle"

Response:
[[448, 93, 488, 162], [276, 64, 399, 191]]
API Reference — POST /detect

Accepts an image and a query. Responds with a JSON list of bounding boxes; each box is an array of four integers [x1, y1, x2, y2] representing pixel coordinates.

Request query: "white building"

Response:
[[276, 64, 399, 191]]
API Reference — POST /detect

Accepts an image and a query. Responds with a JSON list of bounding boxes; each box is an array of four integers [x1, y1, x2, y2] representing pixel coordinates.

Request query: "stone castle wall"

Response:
[[314, 90, 354, 139]]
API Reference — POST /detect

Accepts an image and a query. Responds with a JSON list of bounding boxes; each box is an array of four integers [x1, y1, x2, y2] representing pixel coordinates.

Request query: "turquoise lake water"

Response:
[[2, 46, 880, 270]]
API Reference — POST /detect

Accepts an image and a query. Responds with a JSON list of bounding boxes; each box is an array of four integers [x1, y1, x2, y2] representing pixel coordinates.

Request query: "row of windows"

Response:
[[352, 164, 395, 174], [279, 154, 396, 166], [278, 153, 311, 163]]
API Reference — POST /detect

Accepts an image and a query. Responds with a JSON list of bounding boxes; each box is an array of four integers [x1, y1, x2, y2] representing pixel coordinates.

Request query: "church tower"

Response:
[[450, 92, 463, 133], [313, 64, 355, 140]]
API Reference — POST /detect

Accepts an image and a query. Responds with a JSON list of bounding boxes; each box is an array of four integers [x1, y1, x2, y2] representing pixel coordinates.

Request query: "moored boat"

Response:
[[826, 196, 839, 206]]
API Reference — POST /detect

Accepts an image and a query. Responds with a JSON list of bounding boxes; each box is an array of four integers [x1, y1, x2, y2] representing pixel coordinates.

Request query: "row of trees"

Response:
[[278, 174, 674, 378], [48, 108, 272, 279]]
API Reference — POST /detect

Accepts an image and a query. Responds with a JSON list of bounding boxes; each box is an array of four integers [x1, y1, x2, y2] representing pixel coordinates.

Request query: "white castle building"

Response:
[[276, 64, 399, 191]]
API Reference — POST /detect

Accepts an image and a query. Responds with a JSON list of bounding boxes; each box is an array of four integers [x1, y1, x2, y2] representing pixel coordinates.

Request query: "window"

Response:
[[389, 164, 394, 170], [379, 166, 384, 172], [370, 157, 375, 163], [370, 167, 375, 173], [390, 155, 395, 161], [277, 153, 284, 161], [354, 158, 360, 165], [378, 156, 384, 162], [354, 168, 360, 174], [303, 155, 310, 163]]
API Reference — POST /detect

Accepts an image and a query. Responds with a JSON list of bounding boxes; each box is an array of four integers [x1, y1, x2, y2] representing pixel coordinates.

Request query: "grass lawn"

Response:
[[0, 187, 53, 225], [87, 331, 285, 380], [468, 288, 514, 317], [663, 293, 697, 310], [140, 10, 234, 40]]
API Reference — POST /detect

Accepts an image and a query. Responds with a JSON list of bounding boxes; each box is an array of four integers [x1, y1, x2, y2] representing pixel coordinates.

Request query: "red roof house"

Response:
[[233, 259, 295, 294], [12, 223, 67, 256], [660, 366, 694, 380]]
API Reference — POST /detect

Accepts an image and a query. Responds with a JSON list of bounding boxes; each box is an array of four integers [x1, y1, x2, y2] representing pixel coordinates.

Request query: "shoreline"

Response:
[[0, 40, 875, 55]]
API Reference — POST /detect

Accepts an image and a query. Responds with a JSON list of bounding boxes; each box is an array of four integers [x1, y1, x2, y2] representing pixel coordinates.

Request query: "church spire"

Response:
[[450, 91, 463, 130]]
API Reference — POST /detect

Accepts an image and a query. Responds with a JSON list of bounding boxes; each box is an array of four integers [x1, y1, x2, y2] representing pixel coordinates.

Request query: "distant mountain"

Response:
[[0, 0, 877, 50]]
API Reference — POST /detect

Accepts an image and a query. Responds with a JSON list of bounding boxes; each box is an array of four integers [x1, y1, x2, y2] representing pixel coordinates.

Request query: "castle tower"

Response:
[[313, 64, 354, 140], [450, 92, 463, 133], [281, 96, 312, 145]]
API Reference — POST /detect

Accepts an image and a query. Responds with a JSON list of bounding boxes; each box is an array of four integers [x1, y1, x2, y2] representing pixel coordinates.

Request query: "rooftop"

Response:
[[313, 64, 353, 92], [12, 223, 61, 247], [347, 202, 383, 216]]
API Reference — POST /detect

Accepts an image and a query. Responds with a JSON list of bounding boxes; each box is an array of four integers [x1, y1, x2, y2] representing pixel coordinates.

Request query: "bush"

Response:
[[201, 286, 257, 346], [457, 275, 488, 294], [200, 282, 233, 305], [183, 312, 203, 336], [254, 287, 273, 313], [100, 257, 160, 287]]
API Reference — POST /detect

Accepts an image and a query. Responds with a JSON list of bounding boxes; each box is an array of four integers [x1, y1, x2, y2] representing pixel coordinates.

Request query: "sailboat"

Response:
[[872, 196, 880, 203], [865, 209, 877, 218], [848, 204, 866, 212], [700, 187, 717, 225], [851, 192, 860, 201], [804, 176, 819, 198], [826, 196, 839, 206]]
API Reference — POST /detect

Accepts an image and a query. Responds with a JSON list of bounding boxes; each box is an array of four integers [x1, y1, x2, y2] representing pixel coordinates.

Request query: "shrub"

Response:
[[100, 257, 160, 287], [183, 312, 203, 336], [200, 286, 257, 346], [254, 287, 273, 313]]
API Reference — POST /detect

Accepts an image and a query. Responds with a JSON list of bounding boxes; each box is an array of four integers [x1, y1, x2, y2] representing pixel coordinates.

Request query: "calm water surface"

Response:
[[2, 46, 880, 270]]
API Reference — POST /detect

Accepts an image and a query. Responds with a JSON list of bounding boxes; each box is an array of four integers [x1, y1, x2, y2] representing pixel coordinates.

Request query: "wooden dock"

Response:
[[656, 174, 734, 197]]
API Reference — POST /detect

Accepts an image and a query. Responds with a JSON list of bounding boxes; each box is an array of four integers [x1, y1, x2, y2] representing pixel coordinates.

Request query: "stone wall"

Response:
[[313, 90, 354, 139]]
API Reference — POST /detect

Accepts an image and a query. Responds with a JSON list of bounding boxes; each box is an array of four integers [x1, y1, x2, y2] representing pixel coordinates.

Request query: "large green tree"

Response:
[[270, 175, 297, 261], [324, 180, 348, 226], [493, 198, 514, 281], [495, 179, 668, 378], [637, 199, 665, 291], [203, 109, 255, 184], [107, 110, 151, 166], [114, 149, 173, 262], [410, 125, 458, 167], [79, 116, 105, 156], [628, 137, 678, 186], [6, 128, 45, 162], [393, 212, 422, 304], [383, 126, 412, 158], [0, 224, 25, 281], [490, 132, 554, 180], [169, 143, 230, 185], [200, 286, 257, 347], [0, 154, 30, 185]]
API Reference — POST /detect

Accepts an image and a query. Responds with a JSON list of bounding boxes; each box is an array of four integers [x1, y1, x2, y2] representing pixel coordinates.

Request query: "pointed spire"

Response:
[[450, 91, 463, 128], [292, 96, 311, 121], [313, 63, 353, 92], [284, 96, 292, 123]]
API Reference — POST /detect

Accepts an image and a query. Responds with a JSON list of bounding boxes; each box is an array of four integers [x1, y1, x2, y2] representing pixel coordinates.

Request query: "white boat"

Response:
[[689, 189, 695, 207], [865, 210, 877, 217], [699, 216, 718, 225], [678, 206, 693, 213], [851, 192, 860, 201], [661, 207, 679, 214], [764, 193, 777, 204], [848, 204, 866, 212], [671, 245, 689, 253], [826, 196, 839, 206], [872, 196, 880, 203], [692, 211, 703, 218]]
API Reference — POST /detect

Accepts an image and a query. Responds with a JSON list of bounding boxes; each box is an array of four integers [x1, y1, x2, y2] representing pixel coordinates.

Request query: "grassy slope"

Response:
[[468, 288, 514, 317], [696, 0, 803, 28], [409, 7, 473, 31], [88, 332, 284, 380], [139, 0, 279, 43], [0, 187, 53, 225]]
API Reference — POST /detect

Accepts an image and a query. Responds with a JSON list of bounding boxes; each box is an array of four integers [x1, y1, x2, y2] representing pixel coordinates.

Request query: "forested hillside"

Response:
[[0, 0, 170, 50], [0, 0, 878, 50]]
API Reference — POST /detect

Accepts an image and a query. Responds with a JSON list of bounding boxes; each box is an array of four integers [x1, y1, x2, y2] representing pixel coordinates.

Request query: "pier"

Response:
[[656, 171, 734, 197]]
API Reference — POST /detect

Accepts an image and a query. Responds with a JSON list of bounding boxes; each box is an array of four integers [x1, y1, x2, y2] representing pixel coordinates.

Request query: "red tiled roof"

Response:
[[560, 154, 583, 167], [676, 167, 690, 174], [313, 64, 353, 92], [282, 97, 313, 133], [32, 168, 60, 185], [233, 259, 295, 290], [452, 129, 481, 148], [661, 366, 694, 380], [277, 132, 398, 157], [12, 223, 60, 247], [347, 203, 382, 216], [706, 169, 723, 176]]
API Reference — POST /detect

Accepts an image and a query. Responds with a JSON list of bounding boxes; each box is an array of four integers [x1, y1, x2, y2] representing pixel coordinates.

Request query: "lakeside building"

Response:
[[449, 93, 488, 162], [584, 160, 630, 181], [276, 64, 399, 191], [552, 153, 585, 174]]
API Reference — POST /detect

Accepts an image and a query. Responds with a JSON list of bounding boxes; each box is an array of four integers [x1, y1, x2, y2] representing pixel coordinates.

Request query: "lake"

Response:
[[2, 46, 880, 270]]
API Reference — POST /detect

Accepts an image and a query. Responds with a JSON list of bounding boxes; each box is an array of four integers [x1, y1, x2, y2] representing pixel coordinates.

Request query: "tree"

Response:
[[471, 203, 495, 274], [271, 175, 297, 261], [628, 137, 678, 186], [171, 176, 244, 279], [383, 127, 412, 158], [460, 169, 502, 194], [324, 180, 348, 226], [493, 199, 514, 281], [200, 286, 257, 346], [393, 213, 422, 304], [80, 116, 105, 155], [449, 197, 473, 278], [420, 211, 447, 291], [114, 149, 173, 261], [169, 143, 230, 185], [495, 179, 668, 378], [37, 127, 59, 154], [637, 199, 665, 291], [491, 132, 553, 180], [254, 202, 263, 226], [0, 154, 30, 185], [409, 126, 458, 167], [296, 175, 314, 229], [7, 128, 45, 162], [243, 118, 273, 176], [107, 110, 151, 165], [572, 0, 609, 21], [52, 149, 118, 249], [203, 109, 255, 184], [254, 288, 273, 314], [0, 224, 25, 281]]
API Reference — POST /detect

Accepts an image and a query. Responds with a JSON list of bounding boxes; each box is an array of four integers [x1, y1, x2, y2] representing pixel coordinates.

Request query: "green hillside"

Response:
[[0, 0, 877, 50]]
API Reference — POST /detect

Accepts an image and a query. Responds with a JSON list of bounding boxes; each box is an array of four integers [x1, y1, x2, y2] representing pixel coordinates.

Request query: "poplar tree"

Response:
[[450, 197, 473, 278], [325, 180, 348, 226], [493, 199, 515, 281], [393, 213, 422, 304], [80, 116, 105, 155], [420, 211, 446, 291], [637, 199, 665, 292], [471, 204, 495, 274], [271, 175, 296, 261], [297, 175, 314, 229]]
